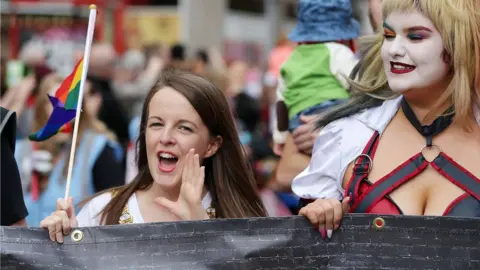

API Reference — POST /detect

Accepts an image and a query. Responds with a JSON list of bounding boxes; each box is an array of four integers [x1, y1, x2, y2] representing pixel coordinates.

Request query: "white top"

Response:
[[76, 191, 213, 227], [291, 96, 480, 201], [272, 42, 359, 144]]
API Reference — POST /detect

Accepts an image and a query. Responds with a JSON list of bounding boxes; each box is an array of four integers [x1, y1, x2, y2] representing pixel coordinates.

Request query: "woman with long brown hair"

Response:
[[15, 73, 124, 227], [41, 70, 267, 243]]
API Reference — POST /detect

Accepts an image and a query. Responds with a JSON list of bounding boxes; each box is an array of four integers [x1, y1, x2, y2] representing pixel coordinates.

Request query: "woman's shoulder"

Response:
[[315, 97, 401, 154], [313, 116, 371, 158], [292, 116, 373, 200], [76, 191, 114, 227], [291, 97, 402, 200], [312, 117, 372, 178], [349, 96, 403, 132], [318, 96, 402, 140]]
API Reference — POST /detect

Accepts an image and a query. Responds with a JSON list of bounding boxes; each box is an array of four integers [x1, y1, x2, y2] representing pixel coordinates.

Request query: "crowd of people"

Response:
[[1, 0, 479, 247]]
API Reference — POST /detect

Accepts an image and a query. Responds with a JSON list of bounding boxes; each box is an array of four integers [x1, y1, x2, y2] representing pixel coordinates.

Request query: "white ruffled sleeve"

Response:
[[76, 192, 112, 227], [291, 117, 362, 201], [291, 98, 402, 201]]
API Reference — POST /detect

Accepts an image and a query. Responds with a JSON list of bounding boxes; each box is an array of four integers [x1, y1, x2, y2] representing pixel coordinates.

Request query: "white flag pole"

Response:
[[64, 4, 97, 201]]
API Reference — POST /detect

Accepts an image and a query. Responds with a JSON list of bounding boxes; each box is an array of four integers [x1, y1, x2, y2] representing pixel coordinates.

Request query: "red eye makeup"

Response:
[[383, 22, 396, 38]]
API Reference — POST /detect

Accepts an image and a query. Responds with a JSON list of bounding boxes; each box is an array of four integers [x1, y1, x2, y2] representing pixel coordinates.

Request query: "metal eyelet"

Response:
[[421, 144, 442, 162], [372, 217, 385, 229], [71, 229, 84, 242], [354, 154, 373, 173]]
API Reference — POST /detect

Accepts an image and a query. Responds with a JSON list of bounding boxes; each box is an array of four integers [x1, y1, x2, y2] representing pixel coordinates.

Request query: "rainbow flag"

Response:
[[29, 58, 84, 141]]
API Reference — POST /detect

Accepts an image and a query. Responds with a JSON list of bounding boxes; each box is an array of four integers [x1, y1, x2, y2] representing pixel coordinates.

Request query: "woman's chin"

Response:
[[152, 173, 180, 189]]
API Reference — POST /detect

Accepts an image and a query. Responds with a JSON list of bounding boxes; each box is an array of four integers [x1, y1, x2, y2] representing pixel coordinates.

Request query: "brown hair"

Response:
[[97, 69, 267, 225]]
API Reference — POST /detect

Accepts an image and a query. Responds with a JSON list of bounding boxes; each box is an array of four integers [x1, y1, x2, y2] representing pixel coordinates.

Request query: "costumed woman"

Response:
[[15, 73, 124, 226], [293, 0, 480, 239], [41, 70, 267, 243]]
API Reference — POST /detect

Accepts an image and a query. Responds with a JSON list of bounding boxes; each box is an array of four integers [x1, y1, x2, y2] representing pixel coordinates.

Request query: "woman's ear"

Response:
[[442, 50, 452, 64], [204, 135, 223, 158]]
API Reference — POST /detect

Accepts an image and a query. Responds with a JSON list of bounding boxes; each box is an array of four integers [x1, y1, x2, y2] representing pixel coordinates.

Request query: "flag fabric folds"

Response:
[[29, 58, 84, 141]]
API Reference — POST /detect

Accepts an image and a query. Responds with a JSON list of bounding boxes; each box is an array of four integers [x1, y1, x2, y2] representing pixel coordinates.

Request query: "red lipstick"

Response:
[[390, 61, 416, 74]]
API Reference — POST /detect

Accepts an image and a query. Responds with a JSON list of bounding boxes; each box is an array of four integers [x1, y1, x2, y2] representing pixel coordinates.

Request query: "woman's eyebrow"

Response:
[[383, 22, 432, 33], [148, 116, 161, 121], [406, 26, 433, 32], [147, 116, 198, 129]]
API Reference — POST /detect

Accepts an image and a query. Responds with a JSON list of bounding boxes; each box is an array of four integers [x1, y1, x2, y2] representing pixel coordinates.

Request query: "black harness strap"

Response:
[[346, 132, 380, 208], [401, 98, 454, 147], [445, 196, 480, 217], [299, 132, 380, 209], [401, 97, 480, 215], [351, 153, 429, 213], [343, 99, 479, 215], [431, 153, 480, 201], [303, 99, 478, 215]]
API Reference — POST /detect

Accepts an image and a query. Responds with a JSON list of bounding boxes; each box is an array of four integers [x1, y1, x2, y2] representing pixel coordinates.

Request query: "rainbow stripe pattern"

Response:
[[29, 58, 84, 141]]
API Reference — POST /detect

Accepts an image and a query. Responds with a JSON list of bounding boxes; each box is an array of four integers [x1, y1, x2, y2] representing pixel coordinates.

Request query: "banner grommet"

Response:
[[372, 217, 385, 229], [71, 229, 84, 242]]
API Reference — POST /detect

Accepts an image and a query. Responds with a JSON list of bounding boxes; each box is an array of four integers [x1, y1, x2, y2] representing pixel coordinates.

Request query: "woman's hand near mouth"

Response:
[[154, 148, 209, 220]]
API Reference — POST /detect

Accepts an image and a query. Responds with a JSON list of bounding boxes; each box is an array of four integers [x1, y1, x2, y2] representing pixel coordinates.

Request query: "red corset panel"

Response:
[[343, 132, 480, 217]]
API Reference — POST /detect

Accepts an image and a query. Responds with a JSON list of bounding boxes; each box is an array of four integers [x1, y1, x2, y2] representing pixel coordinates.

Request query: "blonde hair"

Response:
[[318, 0, 480, 129]]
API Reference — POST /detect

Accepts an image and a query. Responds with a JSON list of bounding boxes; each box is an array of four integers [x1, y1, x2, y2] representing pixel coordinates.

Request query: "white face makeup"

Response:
[[381, 11, 450, 93]]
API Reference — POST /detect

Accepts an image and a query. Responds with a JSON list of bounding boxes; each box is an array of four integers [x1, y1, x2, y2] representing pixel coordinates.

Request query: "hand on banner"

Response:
[[154, 149, 209, 221], [299, 197, 350, 240], [40, 197, 78, 243]]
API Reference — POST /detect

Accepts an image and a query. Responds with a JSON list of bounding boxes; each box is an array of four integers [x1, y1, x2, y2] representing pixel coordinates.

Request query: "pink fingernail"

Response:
[[319, 228, 326, 240]]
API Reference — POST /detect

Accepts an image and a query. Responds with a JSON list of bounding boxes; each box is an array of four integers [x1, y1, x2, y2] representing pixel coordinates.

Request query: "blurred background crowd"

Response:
[[1, 0, 382, 225]]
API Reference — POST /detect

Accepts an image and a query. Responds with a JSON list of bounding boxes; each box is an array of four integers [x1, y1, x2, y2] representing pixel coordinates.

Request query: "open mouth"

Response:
[[390, 61, 416, 74], [157, 151, 179, 173]]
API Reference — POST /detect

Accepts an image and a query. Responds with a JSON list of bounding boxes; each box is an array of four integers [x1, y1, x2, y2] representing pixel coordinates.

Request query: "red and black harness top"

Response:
[[302, 99, 480, 217]]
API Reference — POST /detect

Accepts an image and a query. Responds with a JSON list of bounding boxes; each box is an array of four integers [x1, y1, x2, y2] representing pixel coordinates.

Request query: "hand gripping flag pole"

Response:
[[64, 4, 97, 200]]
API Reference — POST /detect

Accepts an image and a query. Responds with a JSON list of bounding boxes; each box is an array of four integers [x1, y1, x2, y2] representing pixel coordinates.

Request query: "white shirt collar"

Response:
[[128, 192, 213, 224], [201, 192, 213, 209], [352, 96, 403, 134]]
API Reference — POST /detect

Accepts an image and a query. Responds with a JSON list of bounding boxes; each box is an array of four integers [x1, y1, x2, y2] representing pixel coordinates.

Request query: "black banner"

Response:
[[1, 214, 479, 269]]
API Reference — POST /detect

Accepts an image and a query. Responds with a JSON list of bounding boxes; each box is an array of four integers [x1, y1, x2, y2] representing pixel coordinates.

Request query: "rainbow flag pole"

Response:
[[27, 5, 97, 200], [63, 4, 97, 200]]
